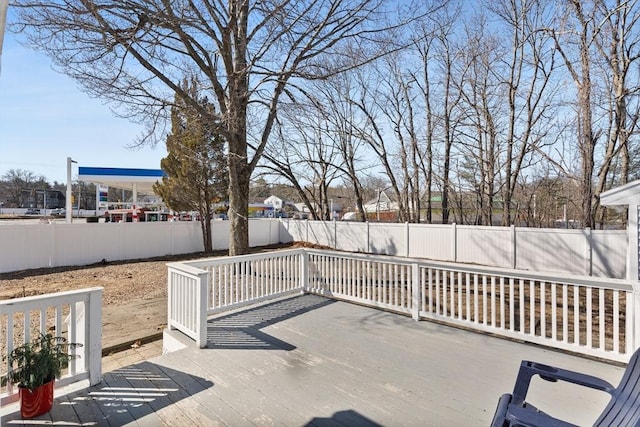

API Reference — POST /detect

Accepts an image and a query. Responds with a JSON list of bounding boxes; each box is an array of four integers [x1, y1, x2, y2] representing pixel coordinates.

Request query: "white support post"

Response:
[[167, 269, 175, 331], [300, 250, 309, 292], [333, 218, 337, 250], [196, 270, 209, 348], [86, 288, 103, 385], [411, 263, 420, 321]]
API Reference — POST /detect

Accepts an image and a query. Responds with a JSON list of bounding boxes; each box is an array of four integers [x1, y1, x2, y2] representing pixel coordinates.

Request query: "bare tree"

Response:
[[592, 0, 640, 226], [486, 0, 559, 226], [11, 0, 433, 254]]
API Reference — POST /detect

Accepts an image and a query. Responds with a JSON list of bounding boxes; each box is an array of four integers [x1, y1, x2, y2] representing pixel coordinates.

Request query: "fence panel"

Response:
[[516, 228, 590, 275], [456, 225, 513, 267], [368, 223, 406, 256], [592, 230, 627, 278], [306, 221, 334, 248], [334, 222, 368, 252], [407, 224, 455, 261]]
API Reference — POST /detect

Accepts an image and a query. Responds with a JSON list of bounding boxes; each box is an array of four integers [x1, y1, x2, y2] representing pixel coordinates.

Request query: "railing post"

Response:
[[86, 289, 103, 385], [195, 270, 209, 348], [411, 263, 420, 321], [300, 250, 309, 292], [167, 268, 175, 331]]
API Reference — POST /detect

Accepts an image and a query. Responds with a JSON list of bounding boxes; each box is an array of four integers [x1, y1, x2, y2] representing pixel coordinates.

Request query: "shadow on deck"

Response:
[[1, 361, 213, 425], [206, 294, 336, 350]]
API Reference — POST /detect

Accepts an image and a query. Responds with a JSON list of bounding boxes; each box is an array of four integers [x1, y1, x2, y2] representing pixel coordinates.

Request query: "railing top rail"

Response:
[[0, 286, 103, 312], [305, 248, 634, 292], [180, 248, 306, 269], [167, 261, 209, 277]]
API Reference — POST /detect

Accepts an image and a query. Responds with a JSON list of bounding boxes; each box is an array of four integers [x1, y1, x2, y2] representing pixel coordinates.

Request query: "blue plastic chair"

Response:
[[491, 348, 640, 426]]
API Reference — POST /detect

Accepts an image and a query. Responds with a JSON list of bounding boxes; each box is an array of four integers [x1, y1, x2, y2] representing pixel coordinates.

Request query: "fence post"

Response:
[[306, 219, 309, 244], [300, 250, 309, 292], [406, 222, 410, 258], [334, 218, 337, 250], [585, 227, 593, 276], [195, 270, 209, 349], [366, 221, 371, 253], [511, 225, 517, 269], [411, 263, 420, 321], [86, 288, 103, 385], [452, 223, 457, 262]]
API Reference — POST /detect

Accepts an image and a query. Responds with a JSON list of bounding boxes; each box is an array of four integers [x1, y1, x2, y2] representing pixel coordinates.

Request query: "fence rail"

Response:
[[168, 249, 637, 363], [0, 287, 103, 405], [281, 220, 627, 278]]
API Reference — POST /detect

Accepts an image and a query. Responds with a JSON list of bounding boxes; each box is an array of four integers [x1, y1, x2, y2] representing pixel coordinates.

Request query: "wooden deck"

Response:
[[0, 294, 627, 426]]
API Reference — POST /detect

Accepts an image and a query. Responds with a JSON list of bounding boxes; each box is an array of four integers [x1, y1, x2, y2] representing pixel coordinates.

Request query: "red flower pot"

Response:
[[19, 379, 54, 419]]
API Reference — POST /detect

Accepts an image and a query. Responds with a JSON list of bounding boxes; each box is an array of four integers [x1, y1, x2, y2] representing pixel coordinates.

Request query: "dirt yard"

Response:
[[0, 243, 299, 352]]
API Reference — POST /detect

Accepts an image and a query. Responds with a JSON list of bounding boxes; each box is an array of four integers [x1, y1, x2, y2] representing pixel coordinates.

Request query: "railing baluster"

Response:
[[540, 282, 546, 338], [562, 284, 569, 343], [458, 272, 463, 320], [491, 276, 496, 327], [599, 288, 606, 350], [586, 286, 593, 348], [552, 282, 557, 340], [613, 290, 620, 354], [574, 286, 580, 345], [529, 280, 535, 336], [509, 277, 515, 332]]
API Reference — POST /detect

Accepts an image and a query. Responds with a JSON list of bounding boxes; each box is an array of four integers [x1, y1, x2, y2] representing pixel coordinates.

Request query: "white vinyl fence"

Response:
[[0, 219, 283, 273], [0, 287, 103, 405], [0, 218, 627, 279], [281, 220, 627, 278], [168, 248, 637, 363]]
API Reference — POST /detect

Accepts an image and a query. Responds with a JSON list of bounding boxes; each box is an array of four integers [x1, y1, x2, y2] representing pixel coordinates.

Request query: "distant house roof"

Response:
[[363, 190, 398, 212]]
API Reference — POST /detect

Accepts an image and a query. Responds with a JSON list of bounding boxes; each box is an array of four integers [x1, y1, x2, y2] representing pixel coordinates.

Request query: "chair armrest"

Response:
[[506, 402, 579, 427], [511, 360, 615, 405]]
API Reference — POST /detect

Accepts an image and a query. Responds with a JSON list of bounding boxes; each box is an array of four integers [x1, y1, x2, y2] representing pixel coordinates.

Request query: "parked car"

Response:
[[50, 208, 66, 216], [25, 208, 41, 215]]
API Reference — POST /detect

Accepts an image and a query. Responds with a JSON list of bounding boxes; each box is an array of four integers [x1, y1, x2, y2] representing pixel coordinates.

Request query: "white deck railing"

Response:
[[0, 287, 103, 405], [168, 249, 638, 363], [167, 249, 305, 347]]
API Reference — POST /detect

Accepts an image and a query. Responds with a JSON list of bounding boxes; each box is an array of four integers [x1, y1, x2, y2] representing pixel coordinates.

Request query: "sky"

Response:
[[0, 25, 168, 184]]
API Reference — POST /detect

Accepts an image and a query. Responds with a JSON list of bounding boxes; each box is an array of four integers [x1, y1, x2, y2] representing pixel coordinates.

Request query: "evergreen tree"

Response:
[[154, 79, 228, 253]]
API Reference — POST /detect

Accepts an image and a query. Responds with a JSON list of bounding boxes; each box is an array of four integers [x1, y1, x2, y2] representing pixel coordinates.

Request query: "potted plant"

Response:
[[5, 333, 82, 419]]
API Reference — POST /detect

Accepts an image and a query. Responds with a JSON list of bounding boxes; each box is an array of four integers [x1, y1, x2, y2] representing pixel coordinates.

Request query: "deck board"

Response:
[[0, 294, 626, 426]]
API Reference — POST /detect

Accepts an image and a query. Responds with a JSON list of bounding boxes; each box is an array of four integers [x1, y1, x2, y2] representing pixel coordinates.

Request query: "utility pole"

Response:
[[0, 0, 8, 75], [66, 157, 77, 223]]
